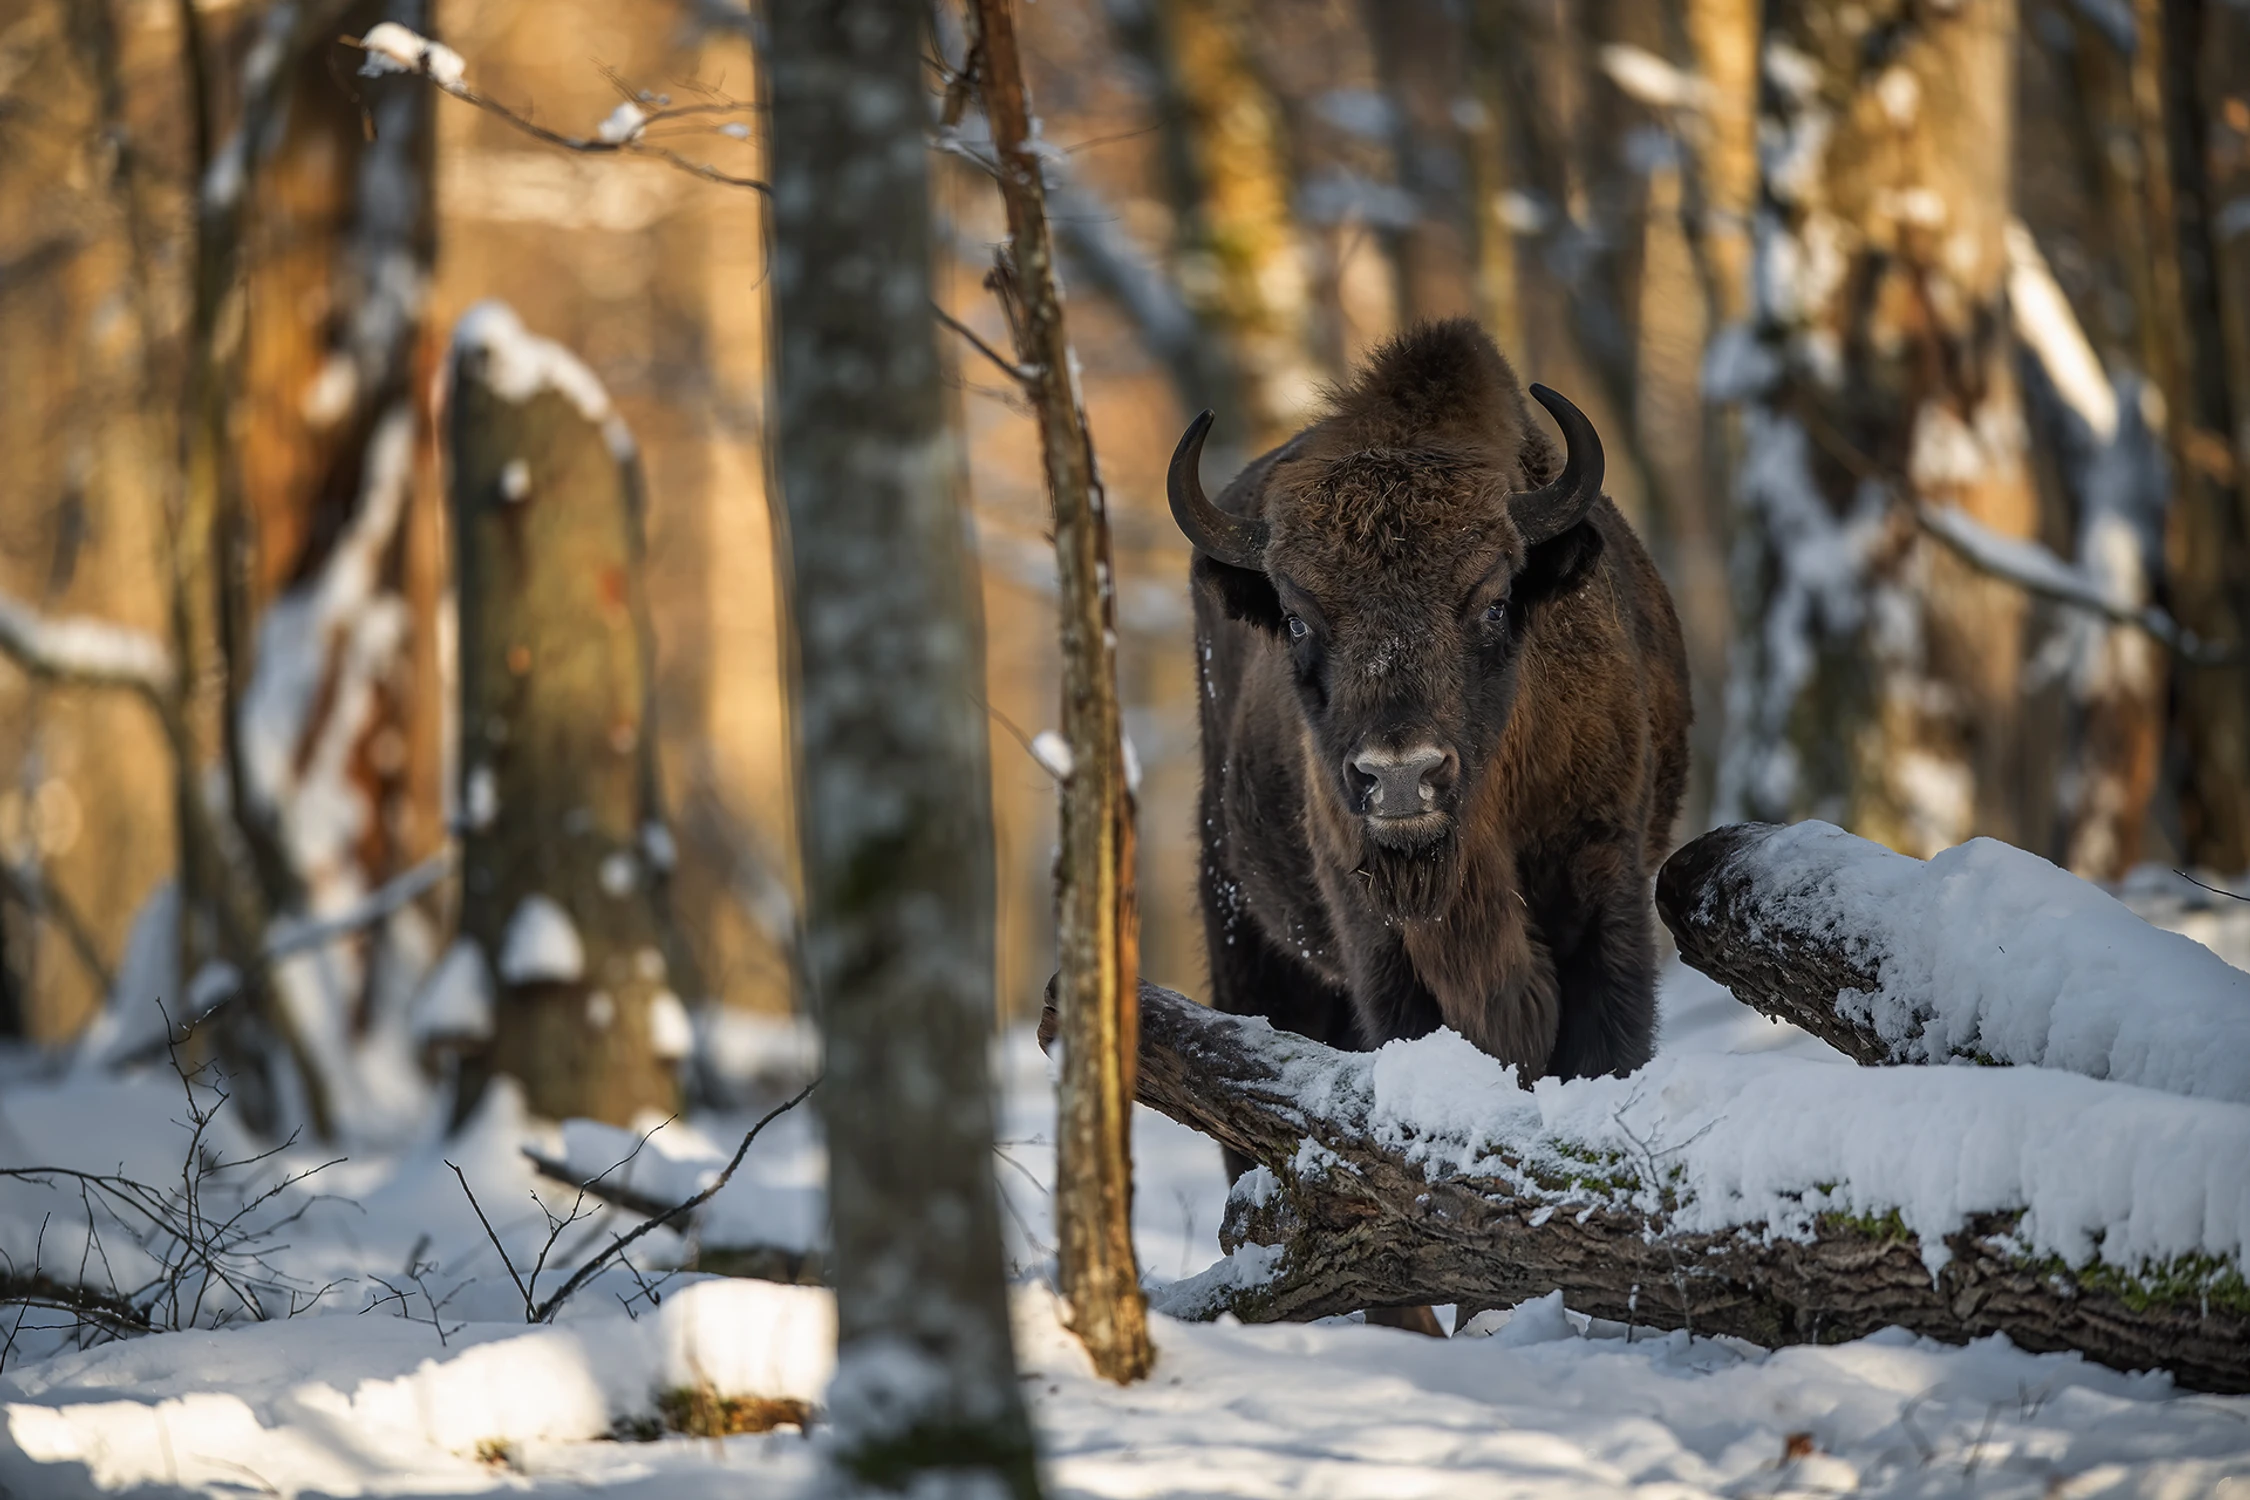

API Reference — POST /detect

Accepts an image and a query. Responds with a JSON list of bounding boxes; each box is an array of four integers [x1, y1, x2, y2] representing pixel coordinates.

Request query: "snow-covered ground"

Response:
[[3, 963, 2247, 1497]]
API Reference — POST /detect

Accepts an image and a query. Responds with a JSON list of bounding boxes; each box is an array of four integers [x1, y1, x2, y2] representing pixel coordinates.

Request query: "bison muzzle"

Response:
[[1176, 320, 1690, 1134]]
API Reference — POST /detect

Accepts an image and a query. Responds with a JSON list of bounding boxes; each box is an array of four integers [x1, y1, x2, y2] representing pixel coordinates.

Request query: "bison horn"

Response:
[[1168, 410, 1271, 571], [1511, 384, 1605, 546]]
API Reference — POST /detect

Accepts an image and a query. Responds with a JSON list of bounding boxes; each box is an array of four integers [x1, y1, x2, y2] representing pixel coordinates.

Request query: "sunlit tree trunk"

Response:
[[768, 0, 1041, 1491], [1149, 0, 1319, 450], [1717, 0, 2039, 857], [968, 0, 1154, 1387], [449, 306, 681, 1127], [0, 2, 177, 1042]]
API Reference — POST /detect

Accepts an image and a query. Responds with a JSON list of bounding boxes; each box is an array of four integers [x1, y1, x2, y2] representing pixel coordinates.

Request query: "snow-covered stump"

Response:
[[1657, 821, 2250, 1104], [1043, 980, 2250, 1393], [447, 304, 687, 1126]]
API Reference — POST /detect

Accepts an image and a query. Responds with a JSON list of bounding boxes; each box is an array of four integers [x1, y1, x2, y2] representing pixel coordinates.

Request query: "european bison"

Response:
[[1175, 320, 1690, 1117]]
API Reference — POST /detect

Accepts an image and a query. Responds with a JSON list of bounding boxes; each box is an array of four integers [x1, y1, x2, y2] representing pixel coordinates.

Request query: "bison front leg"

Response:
[[1542, 838, 1659, 1080]]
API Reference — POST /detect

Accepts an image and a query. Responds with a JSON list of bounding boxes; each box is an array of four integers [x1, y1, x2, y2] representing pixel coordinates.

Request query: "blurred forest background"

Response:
[[2, 0, 2247, 1132]]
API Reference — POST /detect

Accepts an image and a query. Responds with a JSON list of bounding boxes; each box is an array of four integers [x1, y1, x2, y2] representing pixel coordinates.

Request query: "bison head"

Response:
[[1171, 323, 1606, 921]]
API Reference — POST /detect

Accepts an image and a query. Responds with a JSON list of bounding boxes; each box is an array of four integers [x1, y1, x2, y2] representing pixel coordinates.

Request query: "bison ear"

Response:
[[1516, 519, 1604, 606], [1192, 554, 1286, 634]]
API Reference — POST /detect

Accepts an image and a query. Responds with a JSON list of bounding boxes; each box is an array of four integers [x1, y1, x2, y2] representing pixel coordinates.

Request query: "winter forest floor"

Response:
[[3, 962, 2248, 1498]]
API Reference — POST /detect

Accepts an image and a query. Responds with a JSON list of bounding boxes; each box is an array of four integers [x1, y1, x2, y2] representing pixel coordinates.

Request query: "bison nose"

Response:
[[1348, 745, 1455, 817]]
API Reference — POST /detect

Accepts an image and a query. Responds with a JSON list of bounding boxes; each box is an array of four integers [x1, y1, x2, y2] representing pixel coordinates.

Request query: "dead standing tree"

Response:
[[959, 0, 1155, 1386], [768, 0, 1040, 1492], [447, 303, 684, 1127]]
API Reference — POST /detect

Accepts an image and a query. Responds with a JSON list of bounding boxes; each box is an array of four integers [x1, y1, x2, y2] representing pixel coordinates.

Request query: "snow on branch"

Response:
[[1916, 503, 2233, 664], [0, 589, 174, 697], [1660, 820, 2250, 1105], [347, 23, 767, 195]]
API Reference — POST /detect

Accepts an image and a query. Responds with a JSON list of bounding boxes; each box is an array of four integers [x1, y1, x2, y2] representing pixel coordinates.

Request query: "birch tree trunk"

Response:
[[1716, 0, 2040, 857], [767, 0, 1040, 1490], [967, 0, 1153, 1386], [448, 306, 681, 1128]]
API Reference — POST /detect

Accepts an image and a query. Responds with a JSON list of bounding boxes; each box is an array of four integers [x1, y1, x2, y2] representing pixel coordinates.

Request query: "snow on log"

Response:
[[1044, 981, 2250, 1392], [1657, 821, 2250, 1104]]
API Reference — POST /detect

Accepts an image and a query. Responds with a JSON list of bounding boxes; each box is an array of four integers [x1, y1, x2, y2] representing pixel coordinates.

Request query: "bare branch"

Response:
[[343, 28, 768, 194], [933, 301, 1035, 385], [0, 589, 174, 696], [0, 860, 116, 996], [1916, 504, 2236, 665], [526, 1078, 815, 1322], [261, 848, 457, 962]]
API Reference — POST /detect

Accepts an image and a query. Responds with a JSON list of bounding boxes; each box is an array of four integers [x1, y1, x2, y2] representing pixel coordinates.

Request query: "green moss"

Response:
[[2038, 1251, 2250, 1317], [1819, 1207, 1912, 1244], [1524, 1142, 1677, 1206]]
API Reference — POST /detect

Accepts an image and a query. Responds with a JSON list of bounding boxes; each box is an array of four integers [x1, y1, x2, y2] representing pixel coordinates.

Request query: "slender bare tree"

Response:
[[964, 0, 1155, 1386]]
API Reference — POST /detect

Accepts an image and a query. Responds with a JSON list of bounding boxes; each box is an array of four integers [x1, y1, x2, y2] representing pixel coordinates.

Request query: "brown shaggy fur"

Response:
[[1187, 321, 1690, 1135]]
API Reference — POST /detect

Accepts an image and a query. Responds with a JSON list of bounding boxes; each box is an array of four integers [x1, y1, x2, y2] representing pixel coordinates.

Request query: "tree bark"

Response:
[[966, 0, 1153, 1386], [448, 308, 681, 1128], [2146, 0, 2250, 872], [235, 0, 443, 922], [1149, 0, 1320, 450], [1655, 820, 2250, 1106], [767, 0, 1040, 1492], [1363, 0, 1477, 327], [1715, 0, 2041, 858], [1042, 980, 2250, 1395]]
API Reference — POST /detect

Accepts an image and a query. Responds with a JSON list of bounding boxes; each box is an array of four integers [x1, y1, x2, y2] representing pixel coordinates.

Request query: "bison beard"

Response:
[[1356, 831, 1461, 925], [1178, 317, 1692, 1124]]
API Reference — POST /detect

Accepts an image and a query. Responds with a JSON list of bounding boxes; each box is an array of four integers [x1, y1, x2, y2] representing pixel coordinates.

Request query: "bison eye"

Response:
[[1286, 615, 1310, 640], [1483, 599, 1507, 627]]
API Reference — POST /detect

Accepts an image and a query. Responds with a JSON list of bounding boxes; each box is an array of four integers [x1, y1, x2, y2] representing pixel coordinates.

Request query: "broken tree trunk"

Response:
[[964, 0, 1154, 1386], [449, 303, 683, 1127], [1042, 980, 2250, 1393], [1655, 821, 2250, 1105]]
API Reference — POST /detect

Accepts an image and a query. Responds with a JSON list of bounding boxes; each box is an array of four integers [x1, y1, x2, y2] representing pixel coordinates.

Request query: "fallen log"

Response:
[[1043, 980, 2250, 1392], [1656, 821, 2250, 1104]]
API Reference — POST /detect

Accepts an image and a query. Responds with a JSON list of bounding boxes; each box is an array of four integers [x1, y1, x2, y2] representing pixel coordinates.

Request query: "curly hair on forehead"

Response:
[[1307, 318, 1558, 482]]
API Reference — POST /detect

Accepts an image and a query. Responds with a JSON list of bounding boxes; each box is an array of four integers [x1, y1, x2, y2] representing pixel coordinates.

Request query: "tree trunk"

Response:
[[1363, 0, 1477, 327], [0, 1, 178, 1044], [2145, 0, 2250, 872], [1150, 0, 1320, 450], [1041, 981, 2250, 1394], [767, 0, 1040, 1492], [967, 0, 1153, 1386], [448, 305, 680, 1128], [1716, 0, 2040, 858]]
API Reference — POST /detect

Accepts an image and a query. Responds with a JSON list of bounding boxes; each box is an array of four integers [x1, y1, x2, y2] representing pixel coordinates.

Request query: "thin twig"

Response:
[[2171, 869, 2250, 903], [528, 1078, 816, 1322], [446, 1160, 534, 1316], [0, 860, 116, 996], [933, 301, 1035, 384]]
